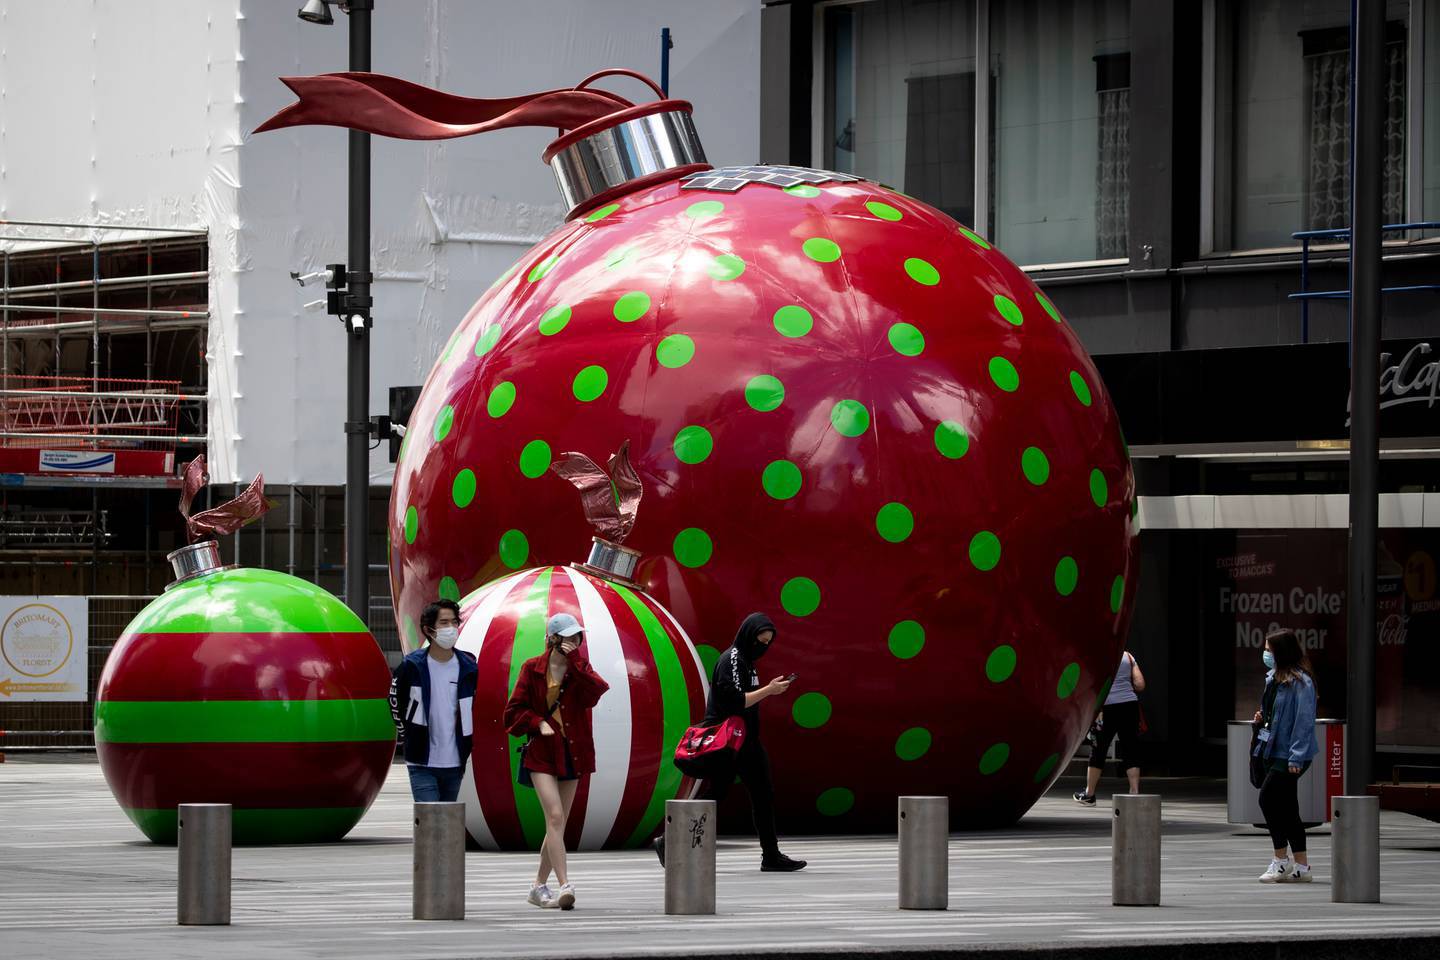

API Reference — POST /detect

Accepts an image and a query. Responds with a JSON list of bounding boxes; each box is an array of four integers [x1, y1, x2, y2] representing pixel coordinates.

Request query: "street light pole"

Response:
[[345, 0, 373, 624]]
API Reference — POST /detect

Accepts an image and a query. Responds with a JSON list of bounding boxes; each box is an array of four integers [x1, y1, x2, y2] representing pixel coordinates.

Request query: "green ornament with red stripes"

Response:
[[455, 554, 708, 850], [94, 543, 395, 844]]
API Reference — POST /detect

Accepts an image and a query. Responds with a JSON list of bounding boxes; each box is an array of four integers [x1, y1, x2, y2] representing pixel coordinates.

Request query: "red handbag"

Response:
[[673, 716, 746, 778]]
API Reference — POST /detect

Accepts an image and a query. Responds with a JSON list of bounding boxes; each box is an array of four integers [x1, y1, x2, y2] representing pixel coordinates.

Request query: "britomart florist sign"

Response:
[[0, 597, 87, 701]]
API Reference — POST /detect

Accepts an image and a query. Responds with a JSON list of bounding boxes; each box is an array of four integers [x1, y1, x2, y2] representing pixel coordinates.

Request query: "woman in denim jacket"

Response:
[[1251, 628, 1319, 883]]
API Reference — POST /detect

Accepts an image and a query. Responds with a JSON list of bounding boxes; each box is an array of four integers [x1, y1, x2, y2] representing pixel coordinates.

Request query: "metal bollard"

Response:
[[1331, 795, 1380, 903], [664, 799, 716, 915], [413, 802, 466, 920], [1112, 794, 1161, 906], [898, 796, 948, 910], [177, 803, 231, 925]]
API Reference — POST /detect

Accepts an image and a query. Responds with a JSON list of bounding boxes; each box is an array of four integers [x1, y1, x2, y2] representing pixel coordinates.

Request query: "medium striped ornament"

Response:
[[456, 563, 707, 850], [94, 566, 395, 844]]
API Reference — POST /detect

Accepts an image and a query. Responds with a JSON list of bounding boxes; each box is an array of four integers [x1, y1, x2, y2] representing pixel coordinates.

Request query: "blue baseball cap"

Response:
[[545, 612, 583, 637]]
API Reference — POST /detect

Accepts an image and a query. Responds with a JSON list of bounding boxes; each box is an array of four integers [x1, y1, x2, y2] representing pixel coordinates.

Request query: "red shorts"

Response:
[[521, 734, 578, 782]]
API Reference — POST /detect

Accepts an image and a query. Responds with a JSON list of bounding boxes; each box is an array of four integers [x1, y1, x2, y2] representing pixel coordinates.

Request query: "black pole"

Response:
[[1346, 0, 1383, 793], [345, 0, 373, 624], [660, 27, 672, 97]]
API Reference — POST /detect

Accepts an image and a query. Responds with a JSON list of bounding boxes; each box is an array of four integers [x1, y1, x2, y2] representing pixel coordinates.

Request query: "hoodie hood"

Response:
[[734, 612, 776, 662]]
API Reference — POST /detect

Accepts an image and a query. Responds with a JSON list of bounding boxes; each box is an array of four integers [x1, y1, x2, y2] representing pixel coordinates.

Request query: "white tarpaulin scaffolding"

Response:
[[0, 0, 761, 485]]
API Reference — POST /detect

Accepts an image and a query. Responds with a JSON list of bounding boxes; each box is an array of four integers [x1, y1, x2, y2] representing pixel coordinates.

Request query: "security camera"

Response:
[[297, 0, 334, 25], [290, 268, 334, 287]]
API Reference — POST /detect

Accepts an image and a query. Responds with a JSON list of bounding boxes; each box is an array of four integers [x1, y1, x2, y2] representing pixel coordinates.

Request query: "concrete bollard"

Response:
[[177, 803, 231, 925], [1112, 794, 1161, 906], [413, 802, 466, 920], [898, 796, 948, 910], [1331, 795, 1380, 903], [664, 799, 716, 915]]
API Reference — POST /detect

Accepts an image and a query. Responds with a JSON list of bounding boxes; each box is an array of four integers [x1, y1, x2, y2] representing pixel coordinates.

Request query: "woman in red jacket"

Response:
[[503, 611, 609, 910]]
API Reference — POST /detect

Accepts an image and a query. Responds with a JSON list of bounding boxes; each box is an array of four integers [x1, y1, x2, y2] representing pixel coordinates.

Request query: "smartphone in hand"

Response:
[[784, 672, 798, 682]]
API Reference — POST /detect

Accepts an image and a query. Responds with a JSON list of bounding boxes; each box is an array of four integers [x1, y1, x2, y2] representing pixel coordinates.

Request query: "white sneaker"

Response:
[[1258, 858, 1293, 883], [527, 883, 558, 908], [1289, 863, 1313, 883], [555, 881, 575, 911]]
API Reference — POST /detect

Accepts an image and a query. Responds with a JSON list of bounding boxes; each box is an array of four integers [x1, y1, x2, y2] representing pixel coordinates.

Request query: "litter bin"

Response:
[[1227, 719, 1345, 827]]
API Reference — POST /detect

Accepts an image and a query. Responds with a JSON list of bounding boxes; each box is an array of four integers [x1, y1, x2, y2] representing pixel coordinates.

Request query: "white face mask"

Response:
[[432, 626, 459, 650]]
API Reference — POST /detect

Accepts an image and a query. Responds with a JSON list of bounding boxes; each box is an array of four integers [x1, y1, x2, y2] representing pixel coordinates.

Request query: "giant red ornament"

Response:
[[260, 70, 1138, 829]]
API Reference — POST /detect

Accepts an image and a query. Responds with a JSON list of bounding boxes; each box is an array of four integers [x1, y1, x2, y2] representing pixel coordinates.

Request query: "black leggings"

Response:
[[701, 740, 779, 857], [1258, 766, 1308, 854], [1089, 699, 1141, 770]]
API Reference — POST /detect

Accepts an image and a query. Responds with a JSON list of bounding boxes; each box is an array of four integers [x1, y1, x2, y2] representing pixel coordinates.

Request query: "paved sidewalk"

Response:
[[1, 758, 1438, 959]]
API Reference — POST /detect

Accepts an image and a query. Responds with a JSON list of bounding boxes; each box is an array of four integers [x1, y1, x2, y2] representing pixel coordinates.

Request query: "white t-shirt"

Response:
[[424, 652, 461, 769]]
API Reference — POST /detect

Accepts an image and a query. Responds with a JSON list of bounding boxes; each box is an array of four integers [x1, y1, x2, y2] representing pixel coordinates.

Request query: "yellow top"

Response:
[[546, 675, 564, 733]]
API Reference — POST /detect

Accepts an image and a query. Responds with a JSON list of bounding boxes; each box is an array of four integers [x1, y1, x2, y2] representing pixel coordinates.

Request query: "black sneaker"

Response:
[[761, 853, 807, 872], [652, 835, 665, 867], [1072, 791, 1097, 806]]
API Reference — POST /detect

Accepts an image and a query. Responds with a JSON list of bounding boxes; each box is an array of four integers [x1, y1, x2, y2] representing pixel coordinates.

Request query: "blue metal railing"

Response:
[[1290, 220, 1440, 343]]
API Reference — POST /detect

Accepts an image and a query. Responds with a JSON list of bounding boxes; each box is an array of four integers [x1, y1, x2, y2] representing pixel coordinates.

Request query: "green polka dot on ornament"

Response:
[[696, 644, 721, 676], [586, 203, 620, 223], [1054, 556, 1079, 596], [792, 692, 832, 728], [866, 200, 903, 221], [686, 199, 724, 219], [803, 237, 842, 262], [451, 469, 476, 509], [474, 324, 501, 356], [1090, 469, 1109, 507], [673, 527, 713, 568], [527, 255, 558, 282], [487, 381, 516, 418], [538, 305, 571, 336], [895, 727, 932, 761], [888, 620, 924, 659], [604, 246, 637, 271], [905, 257, 940, 286], [762, 459, 802, 500], [995, 294, 1024, 326], [438, 576, 460, 602], [773, 304, 813, 338], [404, 506, 419, 545], [989, 356, 1019, 392], [888, 322, 924, 357], [1057, 663, 1081, 699], [1033, 753, 1061, 783], [1021, 446, 1050, 486], [969, 531, 1001, 571], [613, 290, 651, 323], [784, 183, 821, 198], [1037, 291, 1063, 322], [979, 742, 1010, 775], [519, 440, 551, 479], [831, 399, 870, 437], [1111, 575, 1126, 614], [876, 502, 914, 543], [935, 420, 969, 459], [1070, 370, 1093, 406], [986, 644, 1017, 682], [572, 365, 608, 402], [673, 425, 714, 465], [433, 405, 454, 443], [656, 334, 696, 369], [816, 786, 854, 816], [960, 225, 992, 249], [1096, 679, 1113, 708], [498, 529, 529, 569], [745, 374, 785, 411], [780, 576, 821, 616], [708, 254, 745, 281]]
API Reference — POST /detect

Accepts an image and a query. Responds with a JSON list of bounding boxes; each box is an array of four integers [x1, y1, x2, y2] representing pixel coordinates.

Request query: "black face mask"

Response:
[[734, 612, 776, 662]]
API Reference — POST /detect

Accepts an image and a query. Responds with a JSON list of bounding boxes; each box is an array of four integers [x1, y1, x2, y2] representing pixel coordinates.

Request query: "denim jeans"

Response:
[[407, 765, 464, 802]]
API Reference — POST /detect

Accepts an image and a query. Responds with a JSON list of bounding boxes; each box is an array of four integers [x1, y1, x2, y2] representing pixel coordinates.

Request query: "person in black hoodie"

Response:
[[657, 612, 807, 872]]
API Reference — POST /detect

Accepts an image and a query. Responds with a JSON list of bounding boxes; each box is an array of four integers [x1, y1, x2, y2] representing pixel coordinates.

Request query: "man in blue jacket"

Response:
[[390, 599, 479, 802]]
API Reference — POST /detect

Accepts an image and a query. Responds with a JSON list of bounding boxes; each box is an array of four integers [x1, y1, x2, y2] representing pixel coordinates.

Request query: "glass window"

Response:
[[989, 0, 1131, 265], [823, 0, 978, 225], [1215, 0, 1408, 251]]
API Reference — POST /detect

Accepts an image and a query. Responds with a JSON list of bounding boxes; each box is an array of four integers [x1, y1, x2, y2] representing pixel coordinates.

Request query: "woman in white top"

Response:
[[1073, 650, 1146, 805]]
